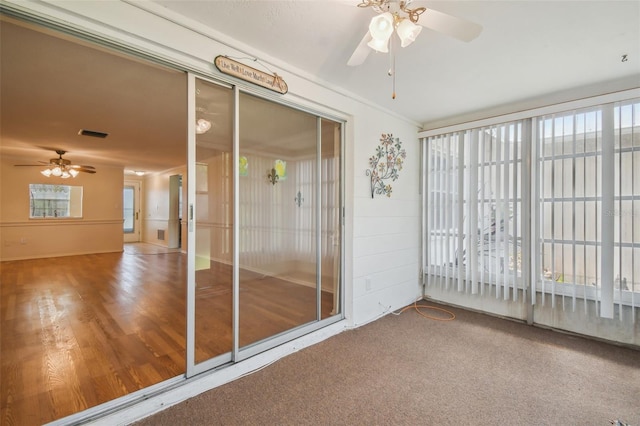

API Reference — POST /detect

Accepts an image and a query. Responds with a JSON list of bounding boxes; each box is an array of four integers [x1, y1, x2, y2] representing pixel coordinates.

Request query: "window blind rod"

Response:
[[419, 89, 640, 138]]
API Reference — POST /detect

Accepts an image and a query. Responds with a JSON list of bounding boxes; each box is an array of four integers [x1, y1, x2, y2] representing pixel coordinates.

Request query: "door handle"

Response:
[[135, 211, 139, 220]]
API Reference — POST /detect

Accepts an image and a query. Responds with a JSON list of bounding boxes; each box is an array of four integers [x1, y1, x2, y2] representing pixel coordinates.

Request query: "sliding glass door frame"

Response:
[[186, 73, 345, 376]]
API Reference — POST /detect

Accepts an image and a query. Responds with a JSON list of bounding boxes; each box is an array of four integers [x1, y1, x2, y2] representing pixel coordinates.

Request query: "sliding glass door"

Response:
[[187, 77, 235, 372], [187, 75, 343, 374], [237, 93, 333, 350]]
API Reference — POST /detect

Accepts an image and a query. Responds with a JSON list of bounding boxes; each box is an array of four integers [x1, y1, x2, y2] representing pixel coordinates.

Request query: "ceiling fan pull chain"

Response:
[[388, 36, 396, 99], [392, 47, 396, 99]]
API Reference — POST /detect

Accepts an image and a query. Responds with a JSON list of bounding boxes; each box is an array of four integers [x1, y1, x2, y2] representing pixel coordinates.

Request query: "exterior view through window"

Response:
[[29, 183, 82, 218], [423, 99, 639, 340]]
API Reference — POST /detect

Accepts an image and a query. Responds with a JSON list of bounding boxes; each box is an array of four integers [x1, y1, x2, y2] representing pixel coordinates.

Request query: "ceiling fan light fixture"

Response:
[[369, 12, 394, 41], [396, 18, 422, 48], [40, 165, 82, 178], [367, 37, 390, 53]]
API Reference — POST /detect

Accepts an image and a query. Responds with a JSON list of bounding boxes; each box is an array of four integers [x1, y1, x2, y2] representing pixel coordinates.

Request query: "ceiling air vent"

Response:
[[78, 129, 109, 138]]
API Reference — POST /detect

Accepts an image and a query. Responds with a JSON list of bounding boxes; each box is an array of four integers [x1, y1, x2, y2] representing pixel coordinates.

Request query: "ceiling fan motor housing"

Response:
[[51, 150, 71, 166], [50, 158, 71, 166]]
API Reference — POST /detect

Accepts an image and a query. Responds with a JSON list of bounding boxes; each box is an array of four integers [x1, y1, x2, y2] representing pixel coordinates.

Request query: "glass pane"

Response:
[[194, 79, 234, 364], [28, 183, 82, 218], [123, 185, 135, 233], [239, 92, 319, 348], [321, 118, 341, 318]]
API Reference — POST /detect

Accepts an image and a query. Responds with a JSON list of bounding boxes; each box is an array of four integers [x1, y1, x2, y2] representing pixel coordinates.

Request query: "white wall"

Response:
[[142, 166, 186, 248], [351, 105, 423, 325]]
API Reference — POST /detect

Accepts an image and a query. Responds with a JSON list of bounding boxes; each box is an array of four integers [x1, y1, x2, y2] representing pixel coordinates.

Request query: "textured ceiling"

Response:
[[0, 19, 188, 172], [153, 0, 640, 126]]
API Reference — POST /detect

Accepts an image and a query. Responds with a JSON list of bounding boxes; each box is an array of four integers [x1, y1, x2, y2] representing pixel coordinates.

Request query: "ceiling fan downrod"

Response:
[[357, 0, 426, 23], [357, 0, 426, 99]]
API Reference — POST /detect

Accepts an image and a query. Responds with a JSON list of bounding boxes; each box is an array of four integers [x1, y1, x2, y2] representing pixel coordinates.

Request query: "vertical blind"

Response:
[[535, 101, 639, 320], [423, 99, 640, 324], [239, 154, 299, 268], [238, 155, 338, 268], [425, 120, 525, 301]]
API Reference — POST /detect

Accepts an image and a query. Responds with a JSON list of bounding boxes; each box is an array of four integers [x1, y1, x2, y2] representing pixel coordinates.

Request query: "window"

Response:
[[425, 122, 524, 299], [29, 184, 83, 218], [423, 98, 640, 321], [537, 101, 640, 313]]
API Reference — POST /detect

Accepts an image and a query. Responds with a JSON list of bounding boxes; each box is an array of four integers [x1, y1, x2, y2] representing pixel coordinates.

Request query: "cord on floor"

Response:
[[391, 297, 456, 321]]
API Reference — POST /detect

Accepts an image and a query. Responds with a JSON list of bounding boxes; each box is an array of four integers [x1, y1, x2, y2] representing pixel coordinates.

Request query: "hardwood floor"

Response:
[[1, 245, 335, 425]]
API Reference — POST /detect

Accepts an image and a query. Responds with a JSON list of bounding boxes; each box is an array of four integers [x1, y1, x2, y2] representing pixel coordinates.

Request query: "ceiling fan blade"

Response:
[[14, 150, 97, 173], [75, 168, 97, 174], [418, 8, 482, 42], [347, 31, 373, 66]]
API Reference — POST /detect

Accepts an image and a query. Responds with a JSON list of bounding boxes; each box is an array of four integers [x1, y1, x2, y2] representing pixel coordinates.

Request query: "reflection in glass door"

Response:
[[238, 93, 342, 350]]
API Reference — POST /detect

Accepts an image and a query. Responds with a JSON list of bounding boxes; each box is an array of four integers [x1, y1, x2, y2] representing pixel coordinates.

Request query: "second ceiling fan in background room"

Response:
[[14, 149, 96, 178], [348, 0, 483, 98]]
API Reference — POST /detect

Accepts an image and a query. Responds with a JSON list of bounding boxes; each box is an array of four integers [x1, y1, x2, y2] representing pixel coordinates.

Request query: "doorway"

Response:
[[168, 174, 182, 249]]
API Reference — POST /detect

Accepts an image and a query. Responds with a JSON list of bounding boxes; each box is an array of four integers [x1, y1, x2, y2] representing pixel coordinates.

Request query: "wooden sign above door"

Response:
[[214, 56, 288, 95]]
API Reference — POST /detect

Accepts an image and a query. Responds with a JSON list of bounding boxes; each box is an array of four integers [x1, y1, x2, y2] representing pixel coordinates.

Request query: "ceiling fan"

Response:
[[14, 149, 97, 178], [347, 0, 483, 67]]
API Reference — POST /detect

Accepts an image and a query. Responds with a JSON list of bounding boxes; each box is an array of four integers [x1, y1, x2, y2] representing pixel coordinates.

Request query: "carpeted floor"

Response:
[[134, 302, 640, 426]]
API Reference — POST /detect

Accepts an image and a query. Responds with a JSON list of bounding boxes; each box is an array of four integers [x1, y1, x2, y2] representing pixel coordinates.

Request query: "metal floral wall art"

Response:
[[366, 133, 407, 198]]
